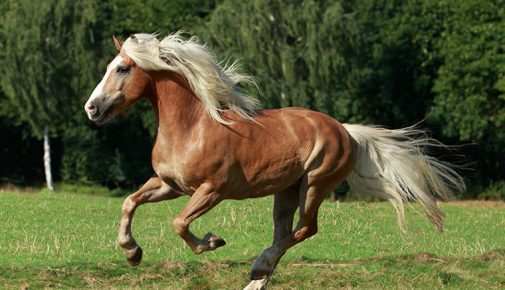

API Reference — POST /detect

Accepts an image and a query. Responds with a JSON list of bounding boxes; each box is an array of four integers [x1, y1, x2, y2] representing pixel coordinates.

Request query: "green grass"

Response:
[[0, 188, 504, 289]]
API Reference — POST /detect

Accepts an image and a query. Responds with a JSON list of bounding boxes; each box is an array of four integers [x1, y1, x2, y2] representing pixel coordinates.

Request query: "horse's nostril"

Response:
[[87, 103, 97, 114]]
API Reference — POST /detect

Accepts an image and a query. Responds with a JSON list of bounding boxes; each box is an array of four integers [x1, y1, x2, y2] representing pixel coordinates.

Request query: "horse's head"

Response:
[[84, 36, 150, 123]]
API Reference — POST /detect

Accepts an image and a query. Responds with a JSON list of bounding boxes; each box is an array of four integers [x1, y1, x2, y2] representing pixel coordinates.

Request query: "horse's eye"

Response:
[[117, 66, 130, 74]]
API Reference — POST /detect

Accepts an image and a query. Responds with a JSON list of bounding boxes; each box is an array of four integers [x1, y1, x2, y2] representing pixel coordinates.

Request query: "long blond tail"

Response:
[[343, 124, 465, 232]]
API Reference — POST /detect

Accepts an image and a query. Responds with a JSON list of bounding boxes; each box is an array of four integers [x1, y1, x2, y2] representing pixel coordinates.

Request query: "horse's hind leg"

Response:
[[172, 183, 226, 254], [117, 175, 183, 266], [245, 186, 298, 290], [249, 175, 337, 281]]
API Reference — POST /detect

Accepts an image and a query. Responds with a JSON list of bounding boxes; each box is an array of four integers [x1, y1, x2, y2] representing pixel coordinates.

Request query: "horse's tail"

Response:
[[342, 124, 465, 233]]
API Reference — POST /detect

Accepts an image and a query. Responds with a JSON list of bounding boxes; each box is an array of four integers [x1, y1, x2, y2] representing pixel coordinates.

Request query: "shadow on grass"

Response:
[[2, 249, 504, 289]]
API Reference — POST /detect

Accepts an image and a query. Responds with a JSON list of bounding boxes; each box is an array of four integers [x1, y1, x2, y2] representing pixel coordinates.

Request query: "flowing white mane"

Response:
[[122, 32, 260, 124]]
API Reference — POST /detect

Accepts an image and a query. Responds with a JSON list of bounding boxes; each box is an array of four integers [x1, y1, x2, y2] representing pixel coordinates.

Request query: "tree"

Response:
[[428, 1, 505, 181], [335, 0, 438, 126], [1, 0, 503, 194], [0, 0, 96, 190], [203, 0, 350, 118]]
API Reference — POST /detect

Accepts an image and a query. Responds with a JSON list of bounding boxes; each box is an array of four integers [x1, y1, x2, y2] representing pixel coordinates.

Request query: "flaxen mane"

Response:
[[122, 32, 259, 124]]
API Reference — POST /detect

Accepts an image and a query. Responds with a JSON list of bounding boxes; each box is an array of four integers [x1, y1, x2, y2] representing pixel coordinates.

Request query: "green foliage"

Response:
[[336, 0, 447, 126], [60, 115, 153, 187], [430, 1, 505, 144], [204, 0, 349, 117], [0, 0, 96, 137], [428, 1, 505, 180], [0, 0, 504, 192]]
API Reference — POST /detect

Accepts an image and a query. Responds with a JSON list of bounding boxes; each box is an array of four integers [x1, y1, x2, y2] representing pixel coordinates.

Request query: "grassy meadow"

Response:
[[0, 187, 504, 289]]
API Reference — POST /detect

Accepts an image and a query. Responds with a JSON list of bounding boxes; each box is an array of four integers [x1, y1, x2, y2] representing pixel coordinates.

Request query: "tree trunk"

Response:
[[43, 125, 54, 191]]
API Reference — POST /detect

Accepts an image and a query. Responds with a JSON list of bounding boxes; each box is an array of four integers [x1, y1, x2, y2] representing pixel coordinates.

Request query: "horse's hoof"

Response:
[[244, 278, 268, 290], [204, 232, 226, 250], [126, 246, 143, 266], [209, 235, 226, 249]]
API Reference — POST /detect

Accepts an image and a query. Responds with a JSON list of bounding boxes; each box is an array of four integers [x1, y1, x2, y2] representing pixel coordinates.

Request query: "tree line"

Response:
[[1, 0, 504, 198]]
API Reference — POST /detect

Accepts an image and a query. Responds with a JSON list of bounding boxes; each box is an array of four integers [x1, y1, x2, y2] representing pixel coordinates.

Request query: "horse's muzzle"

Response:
[[84, 99, 101, 121]]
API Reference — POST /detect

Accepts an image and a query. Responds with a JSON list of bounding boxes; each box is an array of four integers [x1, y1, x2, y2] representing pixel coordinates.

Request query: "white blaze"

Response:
[[85, 55, 123, 118]]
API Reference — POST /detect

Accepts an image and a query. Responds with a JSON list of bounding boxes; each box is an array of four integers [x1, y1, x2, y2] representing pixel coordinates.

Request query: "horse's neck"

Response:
[[148, 72, 206, 139]]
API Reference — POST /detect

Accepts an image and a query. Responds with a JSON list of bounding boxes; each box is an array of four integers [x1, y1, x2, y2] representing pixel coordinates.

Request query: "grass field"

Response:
[[0, 188, 504, 289]]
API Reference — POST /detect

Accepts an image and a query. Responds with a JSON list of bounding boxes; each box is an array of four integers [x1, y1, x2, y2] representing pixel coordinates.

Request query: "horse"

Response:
[[84, 32, 465, 290]]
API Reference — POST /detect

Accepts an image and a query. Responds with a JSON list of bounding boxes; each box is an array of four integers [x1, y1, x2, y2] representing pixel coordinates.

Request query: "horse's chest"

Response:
[[152, 144, 219, 193]]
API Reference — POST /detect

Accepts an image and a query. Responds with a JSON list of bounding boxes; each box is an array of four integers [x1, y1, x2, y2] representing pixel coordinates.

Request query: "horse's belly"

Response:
[[225, 157, 305, 199]]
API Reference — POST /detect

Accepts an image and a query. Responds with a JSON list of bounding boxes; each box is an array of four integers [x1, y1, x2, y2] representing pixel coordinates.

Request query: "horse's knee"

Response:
[[173, 217, 187, 236], [121, 196, 136, 215]]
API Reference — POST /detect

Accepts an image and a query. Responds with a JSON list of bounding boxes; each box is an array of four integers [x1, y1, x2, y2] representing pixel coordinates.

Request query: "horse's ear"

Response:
[[112, 35, 123, 51]]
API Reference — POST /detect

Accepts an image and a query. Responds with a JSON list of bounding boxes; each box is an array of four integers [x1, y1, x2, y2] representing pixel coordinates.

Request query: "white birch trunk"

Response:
[[43, 125, 54, 191]]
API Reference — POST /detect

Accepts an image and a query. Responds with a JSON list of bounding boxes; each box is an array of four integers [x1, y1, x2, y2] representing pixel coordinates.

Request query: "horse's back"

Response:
[[255, 107, 354, 160], [260, 107, 356, 176]]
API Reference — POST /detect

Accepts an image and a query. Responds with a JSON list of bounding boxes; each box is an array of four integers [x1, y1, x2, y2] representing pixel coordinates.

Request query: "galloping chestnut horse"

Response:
[[84, 33, 464, 290]]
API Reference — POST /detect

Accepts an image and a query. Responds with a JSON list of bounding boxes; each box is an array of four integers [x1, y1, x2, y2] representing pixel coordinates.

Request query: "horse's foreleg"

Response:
[[117, 176, 183, 266], [172, 183, 225, 254]]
